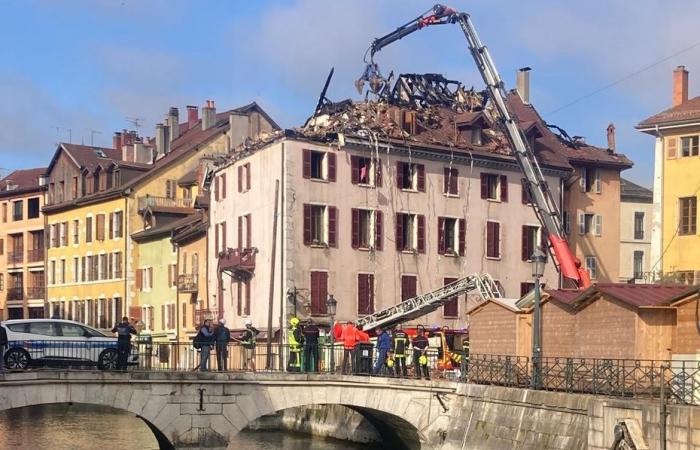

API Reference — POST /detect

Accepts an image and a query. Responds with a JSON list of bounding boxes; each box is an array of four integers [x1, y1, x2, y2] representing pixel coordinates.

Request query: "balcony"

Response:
[[138, 195, 193, 211], [27, 248, 44, 263], [218, 247, 257, 281], [194, 309, 213, 325], [7, 288, 24, 301], [27, 286, 45, 299], [7, 251, 23, 265], [178, 274, 198, 293]]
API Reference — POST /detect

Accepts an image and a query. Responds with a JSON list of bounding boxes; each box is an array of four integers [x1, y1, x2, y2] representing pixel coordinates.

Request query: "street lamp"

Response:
[[531, 248, 546, 389], [326, 294, 338, 373]]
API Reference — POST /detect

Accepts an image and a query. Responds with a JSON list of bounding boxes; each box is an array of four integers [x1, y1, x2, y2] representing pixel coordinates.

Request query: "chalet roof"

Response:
[[637, 96, 700, 128], [620, 178, 653, 202], [0, 167, 46, 197], [466, 297, 522, 315], [545, 283, 698, 309], [52, 143, 123, 173]]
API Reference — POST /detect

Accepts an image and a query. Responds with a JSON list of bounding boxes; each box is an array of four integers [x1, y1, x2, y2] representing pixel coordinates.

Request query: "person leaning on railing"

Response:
[[195, 319, 214, 372], [215, 318, 231, 372], [111, 316, 136, 372]]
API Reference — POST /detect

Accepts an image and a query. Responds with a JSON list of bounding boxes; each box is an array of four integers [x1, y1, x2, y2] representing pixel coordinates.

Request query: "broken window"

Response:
[[396, 212, 424, 253], [681, 136, 699, 157], [486, 221, 501, 259], [470, 126, 482, 145], [480, 173, 507, 201], [579, 167, 601, 193], [679, 197, 697, 235], [397, 162, 424, 191]]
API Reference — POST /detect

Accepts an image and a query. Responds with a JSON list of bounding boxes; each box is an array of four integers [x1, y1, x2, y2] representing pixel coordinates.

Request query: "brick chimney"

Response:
[[202, 100, 217, 130], [167, 107, 180, 143], [516, 67, 531, 104], [113, 132, 123, 151], [187, 105, 199, 129], [673, 65, 689, 107]]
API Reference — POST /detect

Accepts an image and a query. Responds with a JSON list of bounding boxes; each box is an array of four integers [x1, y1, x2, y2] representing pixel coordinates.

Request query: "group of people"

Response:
[[194, 318, 259, 372]]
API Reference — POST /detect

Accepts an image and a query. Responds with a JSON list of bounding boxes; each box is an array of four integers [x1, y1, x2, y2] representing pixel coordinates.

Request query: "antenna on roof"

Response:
[[55, 127, 73, 144], [126, 117, 144, 130], [90, 130, 102, 146]]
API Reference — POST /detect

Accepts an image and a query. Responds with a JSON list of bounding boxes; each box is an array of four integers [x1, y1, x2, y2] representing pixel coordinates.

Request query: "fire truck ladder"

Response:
[[356, 273, 501, 331]]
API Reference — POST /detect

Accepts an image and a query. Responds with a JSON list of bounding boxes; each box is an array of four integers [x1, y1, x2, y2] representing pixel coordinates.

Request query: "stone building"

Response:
[[618, 178, 653, 282]]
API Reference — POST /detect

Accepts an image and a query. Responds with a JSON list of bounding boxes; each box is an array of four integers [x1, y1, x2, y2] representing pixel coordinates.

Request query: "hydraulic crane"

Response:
[[356, 4, 591, 290]]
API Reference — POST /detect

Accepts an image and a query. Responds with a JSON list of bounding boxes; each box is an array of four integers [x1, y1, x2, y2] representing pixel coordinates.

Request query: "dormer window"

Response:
[[471, 126, 482, 145]]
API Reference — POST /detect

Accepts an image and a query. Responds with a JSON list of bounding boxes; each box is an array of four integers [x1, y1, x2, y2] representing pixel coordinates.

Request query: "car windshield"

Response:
[[82, 326, 107, 338]]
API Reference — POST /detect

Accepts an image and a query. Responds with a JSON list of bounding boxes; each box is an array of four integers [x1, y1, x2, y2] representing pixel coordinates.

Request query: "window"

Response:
[[438, 217, 465, 256], [113, 211, 123, 238], [396, 213, 425, 253], [633, 251, 644, 279], [634, 212, 645, 240], [138, 267, 153, 291], [72, 177, 78, 199], [238, 214, 252, 249], [480, 173, 508, 201], [2, 203, 6, 222], [165, 179, 177, 200], [60, 222, 67, 246], [397, 161, 425, 191], [60, 259, 66, 284], [681, 136, 699, 157], [303, 204, 337, 247], [521, 225, 542, 261], [12, 200, 22, 221], [679, 197, 697, 235], [520, 282, 535, 298], [677, 271, 696, 285], [303, 149, 336, 182], [357, 273, 375, 315], [521, 179, 533, 204], [96, 214, 105, 241], [0, 238, 3, 255], [86, 216, 93, 243], [29, 322, 58, 337], [236, 280, 251, 316], [0, 274, 4, 291], [113, 252, 122, 278], [73, 257, 79, 283], [578, 213, 602, 236], [238, 163, 251, 192], [486, 221, 501, 259], [579, 167, 601, 193], [49, 260, 56, 285], [27, 198, 40, 219], [443, 277, 459, 318], [562, 211, 570, 235], [61, 323, 86, 338], [443, 168, 458, 196], [99, 254, 107, 280], [58, 180, 65, 202], [585, 256, 597, 280], [214, 174, 227, 201], [214, 222, 227, 255], [401, 275, 417, 302], [351, 156, 382, 186], [167, 264, 177, 288], [351, 209, 383, 250], [310, 271, 328, 315], [471, 126, 483, 145]]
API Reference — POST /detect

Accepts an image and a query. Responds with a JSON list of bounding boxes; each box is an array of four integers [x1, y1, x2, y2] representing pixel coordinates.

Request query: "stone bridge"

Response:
[[0, 371, 455, 450]]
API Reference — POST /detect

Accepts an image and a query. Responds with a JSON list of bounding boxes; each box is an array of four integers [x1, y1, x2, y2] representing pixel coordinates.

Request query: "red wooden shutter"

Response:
[[303, 149, 311, 178], [375, 210, 383, 251], [522, 226, 530, 261], [221, 173, 227, 199], [450, 168, 458, 195], [303, 204, 312, 245], [443, 168, 449, 194], [246, 215, 252, 248], [310, 272, 328, 315], [238, 166, 243, 192], [237, 216, 243, 250], [221, 222, 227, 250], [417, 164, 425, 192], [215, 224, 220, 257], [443, 277, 459, 317], [375, 159, 383, 187], [417, 215, 425, 253], [327, 152, 336, 182], [246, 163, 251, 190], [401, 275, 416, 301], [667, 137, 677, 159], [459, 218, 466, 256], [237, 282, 242, 316], [109, 213, 114, 239], [401, 276, 409, 302], [328, 206, 338, 247], [396, 162, 404, 188], [351, 156, 359, 184], [351, 208, 360, 249], [486, 222, 494, 258], [500, 175, 508, 202], [438, 217, 446, 254], [168, 264, 172, 287], [244, 280, 251, 315], [358, 274, 368, 314], [494, 222, 500, 258], [214, 175, 220, 201], [395, 213, 404, 251], [480, 173, 488, 199]]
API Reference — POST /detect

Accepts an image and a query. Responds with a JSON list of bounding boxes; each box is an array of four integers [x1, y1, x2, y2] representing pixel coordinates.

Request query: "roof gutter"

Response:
[[636, 120, 700, 133]]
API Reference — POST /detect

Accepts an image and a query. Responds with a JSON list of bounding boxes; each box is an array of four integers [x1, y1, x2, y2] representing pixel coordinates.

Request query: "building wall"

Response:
[[573, 296, 636, 359], [635, 308, 675, 360], [619, 199, 652, 282], [136, 237, 177, 341], [176, 233, 208, 337], [565, 166, 623, 283], [46, 197, 127, 329], [541, 300, 576, 357], [673, 299, 700, 355], [468, 302, 520, 355], [0, 190, 45, 319]]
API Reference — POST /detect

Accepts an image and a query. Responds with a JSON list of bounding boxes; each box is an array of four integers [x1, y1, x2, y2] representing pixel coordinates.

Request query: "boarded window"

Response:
[[310, 271, 328, 315], [401, 275, 417, 302], [486, 221, 501, 259], [443, 277, 459, 318], [357, 273, 375, 315]]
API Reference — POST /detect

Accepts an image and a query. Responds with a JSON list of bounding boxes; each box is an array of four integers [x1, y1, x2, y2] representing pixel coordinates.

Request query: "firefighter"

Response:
[[287, 317, 303, 372], [412, 325, 430, 380], [392, 324, 409, 378], [461, 337, 470, 381]]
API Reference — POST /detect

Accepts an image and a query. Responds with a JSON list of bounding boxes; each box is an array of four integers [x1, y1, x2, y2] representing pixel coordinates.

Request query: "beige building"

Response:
[[0, 169, 47, 320], [618, 178, 653, 282]]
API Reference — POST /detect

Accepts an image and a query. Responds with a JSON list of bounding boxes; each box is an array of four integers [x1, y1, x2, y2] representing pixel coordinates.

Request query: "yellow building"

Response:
[[0, 168, 47, 320], [638, 65, 700, 283]]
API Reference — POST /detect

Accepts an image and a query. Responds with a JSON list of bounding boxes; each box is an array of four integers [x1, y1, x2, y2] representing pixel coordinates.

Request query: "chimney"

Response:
[[187, 105, 199, 129], [113, 132, 123, 151], [167, 107, 180, 143], [133, 139, 151, 164], [202, 100, 217, 130], [516, 67, 531, 104], [606, 123, 616, 151], [229, 112, 249, 151], [155, 123, 169, 157], [122, 130, 137, 146], [673, 65, 689, 107]]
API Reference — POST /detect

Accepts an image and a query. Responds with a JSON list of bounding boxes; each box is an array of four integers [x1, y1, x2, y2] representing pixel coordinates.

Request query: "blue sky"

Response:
[[3, 0, 700, 187]]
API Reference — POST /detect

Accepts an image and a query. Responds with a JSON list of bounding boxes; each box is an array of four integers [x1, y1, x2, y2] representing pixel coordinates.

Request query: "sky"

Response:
[[3, 0, 700, 188]]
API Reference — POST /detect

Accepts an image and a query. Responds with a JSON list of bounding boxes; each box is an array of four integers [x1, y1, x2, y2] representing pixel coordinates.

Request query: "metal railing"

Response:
[[7, 288, 24, 301], [27, 249, 44, 263], [138, 196, 193, 211], [26, 286, 45, 299], [177, 274, 198, 292], [7, 251, 23, 264]]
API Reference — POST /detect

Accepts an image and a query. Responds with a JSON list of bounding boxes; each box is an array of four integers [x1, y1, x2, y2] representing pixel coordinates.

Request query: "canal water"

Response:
[[0, 404, 385, 450]]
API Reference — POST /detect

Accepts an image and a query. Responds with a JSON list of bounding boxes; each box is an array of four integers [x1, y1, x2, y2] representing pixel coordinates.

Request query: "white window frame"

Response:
[[309, 150, 328, 181], [680, 135, 699, 157], [309, 204, 329, 246]]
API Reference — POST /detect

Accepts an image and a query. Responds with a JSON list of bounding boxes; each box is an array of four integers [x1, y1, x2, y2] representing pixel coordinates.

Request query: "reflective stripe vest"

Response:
[[288, 326, 302, 351], [393, 330, 408, 357], [462, 340, 470, 359]]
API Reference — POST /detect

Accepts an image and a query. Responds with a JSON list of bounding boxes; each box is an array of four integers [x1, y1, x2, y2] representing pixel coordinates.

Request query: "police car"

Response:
[[1, 319, 138, 370]]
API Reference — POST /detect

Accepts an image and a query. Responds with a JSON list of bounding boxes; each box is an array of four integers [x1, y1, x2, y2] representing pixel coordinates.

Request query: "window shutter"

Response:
[[401, 276, 409, 302], [443, 168, 449, 194], [168, 264, 172, 287], [136, 268, 142, 290], [579, 168, 587, 192], [667, 137, 677, 159], [375, 159, 383, 187], [417, 164, 425, 192], [375, 211, 383, 251], [494, 222, 500, 258], [396, 162, 404, 188], [161, 305, 166, 330], [215, 224, 220, 257], [395, 213, 404, 251], [351, 156, 359, 184], [328, 206, 338, 247], [480, 173, 488, 199], [438, 217, 446, 254], [238, 216, 243, 250], [303, 204, 312, 246], [522, 226, 530, 261], [521, 178, 529, 204], [595, 215, 602, 236], [459, 218, 466, 256], [246, 215, 252, 248], [117, 212, 123, 238], [594, 169, 601, 193], [96, 214, 105, 241], [109, 213, 114, 239], [238, 166, 243, 192], [221, 173, 227, 199], [417, 214, 425, 253], [358, 274, 368, 315], [450, 168, 458, 195], [108, 253, 113, 279], [236, 282, 242, 316], [351, 208, 360, 249], [165, 180, 172, 200], [500, 175, 508, 202], [222, 222, 227, 250], [578, 212, 586, 235], [246, 164, 251, 190], [303, 149, 311, 178], [443, 277, 459, 318], [244, 280, 251, 315], [214, 175, 220, 201], [327, 152, 336, 182]]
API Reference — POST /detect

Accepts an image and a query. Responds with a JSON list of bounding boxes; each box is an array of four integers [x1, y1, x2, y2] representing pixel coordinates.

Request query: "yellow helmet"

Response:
[[419, 354, 428, 366], [386, 358, 395, 368], [290, 317, 300, 327]]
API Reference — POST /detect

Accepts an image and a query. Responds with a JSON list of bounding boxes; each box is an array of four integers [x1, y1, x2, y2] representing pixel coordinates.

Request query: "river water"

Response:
[[0, 404, 384, 450]]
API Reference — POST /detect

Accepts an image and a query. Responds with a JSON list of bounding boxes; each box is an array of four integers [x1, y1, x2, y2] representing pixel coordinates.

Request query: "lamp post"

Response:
[[531, 248, 546, 389], [326, 294, 338, 373]]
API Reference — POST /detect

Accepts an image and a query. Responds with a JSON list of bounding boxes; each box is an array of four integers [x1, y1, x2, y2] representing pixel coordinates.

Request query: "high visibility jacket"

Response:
[[462, 340, 470, 359], [289, 326, 302, 351], [392, 330, 408, 357], [341, 324, 359, 349]]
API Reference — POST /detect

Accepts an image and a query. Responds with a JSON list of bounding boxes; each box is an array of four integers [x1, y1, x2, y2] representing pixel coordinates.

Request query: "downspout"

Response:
[[652, 124, 664, 279], [174, 234, 180, 343], [279, 142, 285, 369]]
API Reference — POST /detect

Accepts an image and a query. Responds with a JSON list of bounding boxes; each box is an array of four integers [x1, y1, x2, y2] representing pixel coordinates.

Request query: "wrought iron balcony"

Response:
[[177, 274, 198, 293], [27, 248, 44, 263], [7, 251, 23, 264], [7, 288, 24, 301], [138, 195, 193, 211], [26, 286, 45, 299]]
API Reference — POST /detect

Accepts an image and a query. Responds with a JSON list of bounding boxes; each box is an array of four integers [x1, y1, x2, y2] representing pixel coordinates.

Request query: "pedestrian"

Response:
[[239, 319, 259, 372], [111, 316, 137, 371], [302, 318, 320, 372], [0, 322, 7, 372], [340, 321, 359, 374], [373, 326, 392, 376], [392, 324, 409, 378], [412, 325, 430, 380], [287, 317, 303, 372], [215, 318, 231, 371], [196, 319, 214, 372]]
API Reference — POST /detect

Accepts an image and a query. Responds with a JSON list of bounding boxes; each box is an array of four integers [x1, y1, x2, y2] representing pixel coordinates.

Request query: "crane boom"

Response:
[[357, 5, 591, 289]]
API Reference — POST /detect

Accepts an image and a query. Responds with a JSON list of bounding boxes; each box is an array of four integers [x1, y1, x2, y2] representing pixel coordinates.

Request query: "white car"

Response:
[[2, 319, 138, 370]]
